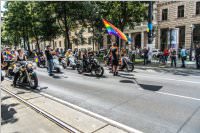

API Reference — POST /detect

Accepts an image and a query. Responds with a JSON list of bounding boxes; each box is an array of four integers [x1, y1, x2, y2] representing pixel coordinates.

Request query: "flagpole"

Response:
[[118, 37, 121, 59]]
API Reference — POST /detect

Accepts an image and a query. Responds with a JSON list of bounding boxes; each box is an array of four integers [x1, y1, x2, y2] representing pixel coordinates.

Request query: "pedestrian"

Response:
[[195, 44, 200, 69], [180, 46, 187, 68], [45, 45, 54, 76], [163, 48, 169, 64], [170, 48, 177, 67], [143, 47, 148, 65], [111, 43, 119, 76]]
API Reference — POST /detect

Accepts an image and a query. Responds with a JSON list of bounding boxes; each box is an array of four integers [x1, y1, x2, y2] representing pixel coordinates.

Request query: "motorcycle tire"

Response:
[[77, 64, 83, 74], [72, 66, 76, 70], [56, 68, 61, 73], [30, 73, 38, 89], [63, 64, 67, 69], [126, 63, 134, 72], [95, 66, 104, 77]]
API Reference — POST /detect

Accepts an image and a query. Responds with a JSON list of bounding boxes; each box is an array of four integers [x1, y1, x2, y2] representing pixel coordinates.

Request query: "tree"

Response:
[[53, 1, 88, 51]]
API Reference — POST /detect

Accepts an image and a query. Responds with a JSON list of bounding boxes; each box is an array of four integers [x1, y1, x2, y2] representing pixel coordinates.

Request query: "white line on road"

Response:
[[157, 92, 200, 101], [135, 74, 200, 84]]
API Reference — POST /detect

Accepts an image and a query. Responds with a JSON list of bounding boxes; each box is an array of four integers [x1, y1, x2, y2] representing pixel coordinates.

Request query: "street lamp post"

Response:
[[189, 24, 194, 61], [147, 1, 153, 63]]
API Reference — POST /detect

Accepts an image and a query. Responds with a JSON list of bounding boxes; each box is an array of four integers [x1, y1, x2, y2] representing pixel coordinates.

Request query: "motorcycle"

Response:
[[1, 70, 5, 81], [67, 55, 77, 70], [13, 61, 38, 89], [77, 56, 104, 77], [119, 56, 134, 72], [52, 56, 63, 73], [38, 56, 46, 68], [59, 56, 67, 69]]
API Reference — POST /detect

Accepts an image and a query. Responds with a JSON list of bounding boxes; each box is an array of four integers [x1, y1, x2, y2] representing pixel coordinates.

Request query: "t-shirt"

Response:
[[45, 50, 53, 60], [180, 49, 187, 57], [111, 47, 118, 60]]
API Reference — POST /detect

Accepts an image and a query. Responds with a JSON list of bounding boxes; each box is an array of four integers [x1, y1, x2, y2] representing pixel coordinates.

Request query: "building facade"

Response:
[[157, 1, 200, 51], [30, 26, 99, 52]]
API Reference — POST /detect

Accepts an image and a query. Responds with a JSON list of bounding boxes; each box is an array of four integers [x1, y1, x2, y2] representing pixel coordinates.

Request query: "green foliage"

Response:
[[2, 1, 148, 50]]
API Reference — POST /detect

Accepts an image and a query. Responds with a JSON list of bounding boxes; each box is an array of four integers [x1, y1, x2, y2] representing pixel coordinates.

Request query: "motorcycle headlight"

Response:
[[27, 63, 33, 69]]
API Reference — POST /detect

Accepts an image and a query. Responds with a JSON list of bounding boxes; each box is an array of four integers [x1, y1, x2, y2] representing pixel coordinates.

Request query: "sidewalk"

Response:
[[1, 90, 67, 133], [1, 80, 140, 133], [135, 59, 198, 70]]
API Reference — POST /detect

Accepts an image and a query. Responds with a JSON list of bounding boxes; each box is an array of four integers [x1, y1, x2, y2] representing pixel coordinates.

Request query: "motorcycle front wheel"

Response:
[[126, 63, 134, 72], [95, 66, 104, 77], [77, 64, 83, 74], [30, 73, 38, 89]]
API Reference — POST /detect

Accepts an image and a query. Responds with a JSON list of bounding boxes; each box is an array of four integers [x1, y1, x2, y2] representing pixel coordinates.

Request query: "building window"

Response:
[[196, 2, 200, 15], [162, 9, 168, 21], [59, 41, 61, 47], [178, 5, 184, 18], [193, 24, 200, 44], [177, 26, 185, 48]]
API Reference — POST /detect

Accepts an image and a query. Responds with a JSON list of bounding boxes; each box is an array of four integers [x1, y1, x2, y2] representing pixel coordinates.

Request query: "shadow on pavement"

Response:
[[1, 103, 18, 125], [120, 80, 135, 84], [52, 75, 62, 79], [1, 96, 12, 101], [83, 73, 108, 79], [139, 84, 162, 91]]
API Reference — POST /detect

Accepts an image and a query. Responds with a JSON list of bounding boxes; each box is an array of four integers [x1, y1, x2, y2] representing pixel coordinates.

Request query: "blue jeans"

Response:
[[47, 59, 53, 74]]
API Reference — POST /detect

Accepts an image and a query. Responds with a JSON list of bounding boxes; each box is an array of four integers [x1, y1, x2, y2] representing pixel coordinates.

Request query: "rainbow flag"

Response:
[[102, 19, 132, 42]]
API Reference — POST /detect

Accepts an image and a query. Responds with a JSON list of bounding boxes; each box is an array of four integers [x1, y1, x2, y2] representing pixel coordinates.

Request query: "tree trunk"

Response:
[[26, 34, 30, 52], [36, 38, 40, 52], [66, 27, 71, 49]]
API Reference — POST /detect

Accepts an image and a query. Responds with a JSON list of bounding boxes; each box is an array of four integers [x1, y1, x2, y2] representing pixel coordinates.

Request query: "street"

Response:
[[34, 67, 200, 133]]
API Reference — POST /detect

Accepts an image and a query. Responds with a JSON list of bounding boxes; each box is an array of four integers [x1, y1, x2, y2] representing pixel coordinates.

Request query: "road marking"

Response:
[[157, 92, 200, 101], [136, 75, 200, 84], [40, 92, 144, 133]]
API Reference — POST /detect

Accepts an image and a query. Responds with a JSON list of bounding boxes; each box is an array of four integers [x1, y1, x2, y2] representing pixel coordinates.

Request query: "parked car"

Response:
[[152, 49, 162, 58]]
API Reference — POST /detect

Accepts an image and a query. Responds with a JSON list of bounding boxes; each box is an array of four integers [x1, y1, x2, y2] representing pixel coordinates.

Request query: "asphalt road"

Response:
[[35, 66, 200, 133]]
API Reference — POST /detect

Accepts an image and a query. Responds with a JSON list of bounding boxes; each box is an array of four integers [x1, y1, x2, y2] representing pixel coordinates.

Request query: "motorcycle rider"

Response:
[[65, 49, 72, 66], [13, 49, 27, 87]]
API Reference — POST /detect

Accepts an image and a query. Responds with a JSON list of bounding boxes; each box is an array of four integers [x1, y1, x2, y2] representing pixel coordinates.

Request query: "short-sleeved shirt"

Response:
[[45, 50, 53, 60]]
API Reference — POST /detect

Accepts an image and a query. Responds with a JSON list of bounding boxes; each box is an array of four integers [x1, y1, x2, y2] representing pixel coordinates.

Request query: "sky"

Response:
[[1, 1, 5, 12]]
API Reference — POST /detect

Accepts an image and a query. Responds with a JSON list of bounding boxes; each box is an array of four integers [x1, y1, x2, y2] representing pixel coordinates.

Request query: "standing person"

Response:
[[143, 47, 148, 65], [60, 48, 64, 56], [45, 45, 54, 76], [180, 47, 187, 68], [111, 43, 119, 76], [170, 48, 177, 67], [195, 44, 200, 69], [163, 48, 169, 64]]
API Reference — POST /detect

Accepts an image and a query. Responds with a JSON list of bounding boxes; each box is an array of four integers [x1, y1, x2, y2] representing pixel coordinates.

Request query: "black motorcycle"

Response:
[[37, 55, 46, 68], [13, 61, 38, 89], [77, 56, 104, 77]]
